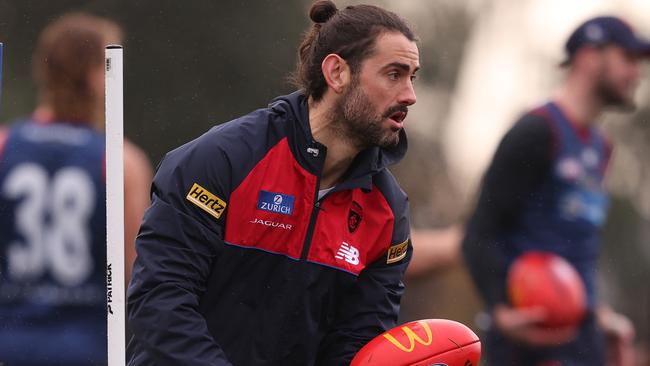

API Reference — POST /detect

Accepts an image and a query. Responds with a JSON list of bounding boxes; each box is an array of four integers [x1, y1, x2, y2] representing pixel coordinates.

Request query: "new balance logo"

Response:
[[335, 242, 359, 265], [306, 147, 320, 157]]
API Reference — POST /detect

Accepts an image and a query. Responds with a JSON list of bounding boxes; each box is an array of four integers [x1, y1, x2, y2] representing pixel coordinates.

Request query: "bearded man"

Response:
[[127, 1, 420, 365]]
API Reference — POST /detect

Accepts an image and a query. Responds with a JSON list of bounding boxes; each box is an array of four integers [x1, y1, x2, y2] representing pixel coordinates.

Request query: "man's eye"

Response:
[[410, 74, 418, 82], [388, 72, 399, 80]]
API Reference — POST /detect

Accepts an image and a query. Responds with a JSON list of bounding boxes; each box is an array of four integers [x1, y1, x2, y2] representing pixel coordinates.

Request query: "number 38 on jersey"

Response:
[[2, 163, 96, 287]]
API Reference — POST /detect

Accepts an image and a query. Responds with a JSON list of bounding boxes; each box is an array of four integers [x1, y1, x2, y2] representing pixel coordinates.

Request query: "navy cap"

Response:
[[562, 16, 650, 65]]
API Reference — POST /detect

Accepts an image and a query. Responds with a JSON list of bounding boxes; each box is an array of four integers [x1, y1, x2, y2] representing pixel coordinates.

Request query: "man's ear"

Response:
[[321, 54, 351, 94], [573, 46, 602, 73]]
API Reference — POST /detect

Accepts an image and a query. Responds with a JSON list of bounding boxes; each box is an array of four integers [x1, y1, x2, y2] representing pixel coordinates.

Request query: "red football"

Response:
[[507, 251, 586, 328], [350, 319, 481, 366]]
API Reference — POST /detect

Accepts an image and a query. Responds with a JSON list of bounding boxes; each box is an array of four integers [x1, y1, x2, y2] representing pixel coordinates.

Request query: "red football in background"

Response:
[[350, 319, 481, 366], [507, 251, 586, 328]]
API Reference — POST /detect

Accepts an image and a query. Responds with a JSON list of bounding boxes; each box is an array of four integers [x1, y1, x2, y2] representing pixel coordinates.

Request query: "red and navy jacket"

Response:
[[127, 91, 413, 366]]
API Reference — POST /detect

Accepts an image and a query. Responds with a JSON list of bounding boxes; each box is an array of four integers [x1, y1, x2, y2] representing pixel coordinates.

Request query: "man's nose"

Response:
[[398, 80, 417, 106]]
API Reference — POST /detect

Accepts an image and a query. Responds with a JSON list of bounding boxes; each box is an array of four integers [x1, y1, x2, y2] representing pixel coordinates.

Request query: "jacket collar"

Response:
[[269, 91, 408, 191]]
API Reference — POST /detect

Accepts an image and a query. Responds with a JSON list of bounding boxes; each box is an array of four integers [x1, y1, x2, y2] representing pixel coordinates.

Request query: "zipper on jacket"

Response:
[[300, 140, 326, 260], [300, 176, 322, 260]]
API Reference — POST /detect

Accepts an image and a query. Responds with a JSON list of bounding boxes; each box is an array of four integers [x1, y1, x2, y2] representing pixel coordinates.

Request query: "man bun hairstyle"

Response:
[[292, 1, 417, 102], [309, 0, 338, 24]]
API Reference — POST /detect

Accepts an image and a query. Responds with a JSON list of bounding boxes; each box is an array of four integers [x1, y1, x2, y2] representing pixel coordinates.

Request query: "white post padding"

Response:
[[105, 44, 125, 366]]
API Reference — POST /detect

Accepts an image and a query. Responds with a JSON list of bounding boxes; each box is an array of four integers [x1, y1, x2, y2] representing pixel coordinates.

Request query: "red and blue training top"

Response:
[[127, 91, 413, 366]]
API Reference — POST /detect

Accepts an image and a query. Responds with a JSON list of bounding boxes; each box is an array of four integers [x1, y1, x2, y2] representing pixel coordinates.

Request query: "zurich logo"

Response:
[[257, 190, 295, 216]]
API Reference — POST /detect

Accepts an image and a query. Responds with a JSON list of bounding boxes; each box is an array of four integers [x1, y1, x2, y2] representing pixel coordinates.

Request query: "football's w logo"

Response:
[[383, 321, 433, 353]]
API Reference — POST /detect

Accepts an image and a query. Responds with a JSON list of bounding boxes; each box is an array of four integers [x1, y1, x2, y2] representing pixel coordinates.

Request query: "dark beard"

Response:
[[330, 80, 405, 149], [595, 71, 636, 110]]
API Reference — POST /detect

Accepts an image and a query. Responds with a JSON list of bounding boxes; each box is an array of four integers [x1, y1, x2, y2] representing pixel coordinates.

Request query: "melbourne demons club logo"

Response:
[[348, 201, 363, 233]]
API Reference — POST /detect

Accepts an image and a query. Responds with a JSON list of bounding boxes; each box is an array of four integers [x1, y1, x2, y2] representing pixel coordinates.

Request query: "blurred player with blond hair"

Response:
[[0, 12, 152, 365]]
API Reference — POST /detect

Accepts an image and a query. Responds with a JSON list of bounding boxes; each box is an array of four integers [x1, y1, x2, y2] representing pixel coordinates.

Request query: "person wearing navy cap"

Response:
[[562, 16, 650, 67], [462, 15, 647, 366]]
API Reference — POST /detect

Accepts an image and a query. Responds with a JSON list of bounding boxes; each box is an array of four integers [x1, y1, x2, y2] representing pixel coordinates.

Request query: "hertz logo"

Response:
[[186, 183, 227, 219], [383, 320, 433, 353], [387, 239, 408, 264]]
